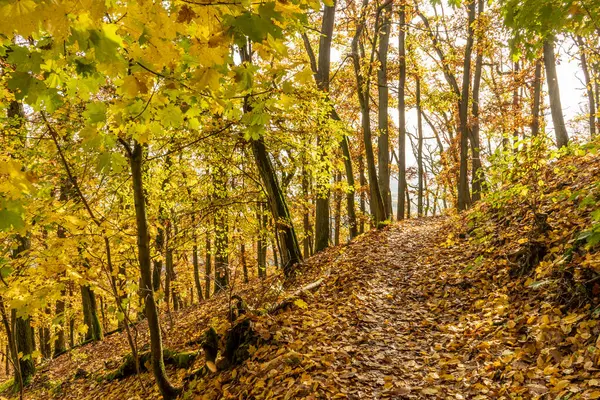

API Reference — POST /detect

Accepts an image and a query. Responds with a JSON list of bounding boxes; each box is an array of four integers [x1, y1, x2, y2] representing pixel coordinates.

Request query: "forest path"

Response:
[[317, 216, 487, 399]]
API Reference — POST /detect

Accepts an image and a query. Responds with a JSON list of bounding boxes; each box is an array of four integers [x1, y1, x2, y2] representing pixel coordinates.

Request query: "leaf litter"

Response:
[[6, 150, 600, 399]]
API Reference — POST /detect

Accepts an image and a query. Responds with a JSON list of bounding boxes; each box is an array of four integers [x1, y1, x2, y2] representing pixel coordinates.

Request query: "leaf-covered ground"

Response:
[[5, 149, 600, 399]]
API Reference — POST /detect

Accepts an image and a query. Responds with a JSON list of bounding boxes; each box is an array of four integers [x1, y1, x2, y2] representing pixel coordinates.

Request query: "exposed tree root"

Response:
[[104, 349, 197, 381]]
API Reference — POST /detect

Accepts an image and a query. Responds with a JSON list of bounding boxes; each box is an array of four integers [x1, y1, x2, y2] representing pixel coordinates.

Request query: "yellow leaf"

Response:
[[294, 299, 308, 309], [553, 380, 570, 391], [206, 360, 217, 372], [421, 388, 438, 395], [194, 67, 221, 91], [121, 76, 139, 97]]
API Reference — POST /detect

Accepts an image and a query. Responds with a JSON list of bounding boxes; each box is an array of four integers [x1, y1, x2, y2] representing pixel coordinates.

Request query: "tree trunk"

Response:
[[53, 296, 66, 356], [406, 185, 411, 218], [0, 297, 21, 393], [192, 237, 203, 303], [54, 222, 67, 357], [377, 0, 392, 219], [100, 296, 107, 332], [241, 243, 248, 284], [543, 38, 569, 148], [11, 235, 35, 383], [301, 166, 313, 258], [576, 35, 596, 138], [39, 325, 50, 359], [257, 206, 268, 279], [397, 3, 407, 221], [81, 255, 102, 342], [205, 234, 211, 299], [314, 171, 330, 252], [129, 141, 179, 399], [81, 285, 102, 342], [304, 2, 357, 242], [358, 155, 366, 234], [351, 0, 386, 226], [313, 3, 337, 253], [68, 284, 75, 348], [164, 230, 172, 308], [512, 61, 521, 150], [240, 44, 302, 273], [339, 134, 358, 239], [153, 226, 163, 293], [251, 138, 302, 274], [470, 0, 485, 202], [213, 167, 229, 294], [15, 313, 35, 383], [531, 58, 543, 136], [334, 172, 342, 245], [458, 0, 476, 211], [416, 77, 424, 216], [271, 236, 279, 268]]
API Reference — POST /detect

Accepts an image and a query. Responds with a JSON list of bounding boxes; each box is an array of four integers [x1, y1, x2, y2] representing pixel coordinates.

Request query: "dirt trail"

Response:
[[310, 217, 491, 399]]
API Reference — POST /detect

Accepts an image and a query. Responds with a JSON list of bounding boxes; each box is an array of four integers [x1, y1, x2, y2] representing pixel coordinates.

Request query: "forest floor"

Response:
[[5, 150, 600, 400]]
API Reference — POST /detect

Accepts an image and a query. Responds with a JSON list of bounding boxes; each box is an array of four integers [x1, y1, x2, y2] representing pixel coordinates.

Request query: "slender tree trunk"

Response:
[[240, 44, 302, 272], [0, 298, 21, 393], [271, 236, 279, 268], [543, 38, 569, 148], [301, 166, 313, 258], [205, 234, 211, 299], [433, 185, 439, 216], [100, 296, 107, 332], [152, 227, 163, 293], [339, 134, 358, 239], [68, 284, 74, 348], [531, 58, 543, 136], [213, 167, 229, 294], [595, 63, 600, 134], [54, 223, 67, 356], [314, 165, 330, 252], [405, 186, 411, 218], [377, 0, 392, 219], [358, 154, 366, 234], [164, 227, 172, 308], [512, 61, 521, 150], [39, 324, 50, 359], [241, 243, 248, 284], [397, 3, 407, 220], [334, 172, 342, 245], [166, 247, 179, 312], [192, 235, 203, 303], [355, 82, 386, 225], [576, 35, 596, 138], [128, 141, 179, 399], [250, 138, 302, 273], [81, 254, 102, 342], [470, 0, 485, 202], [12, 236, 35, 383], [424, 172, 430, 216], [15, 313, 34, 383], [351, 0, 386, 227], [81, 286, 99, 342], [458, 0, 476, 211], [257, 206, 268, 279], [313, 3, 337, 253], [4, 343, 8, 376], [304, 2, 358, 245], [416, 77, 424, 216]]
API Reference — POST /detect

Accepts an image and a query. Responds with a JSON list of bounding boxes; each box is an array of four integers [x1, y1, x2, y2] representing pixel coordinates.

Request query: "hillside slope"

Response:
[[4, 149, 600, 400]]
